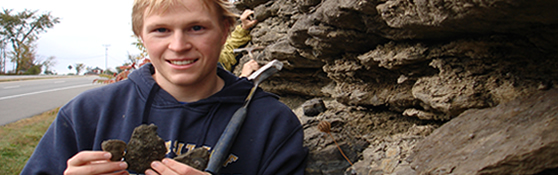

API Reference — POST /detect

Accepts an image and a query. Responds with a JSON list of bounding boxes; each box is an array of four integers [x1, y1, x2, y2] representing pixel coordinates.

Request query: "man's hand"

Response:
[[145, 158, 210, 175], [64, 151, 129, 175], [240, 9, 258, 30]]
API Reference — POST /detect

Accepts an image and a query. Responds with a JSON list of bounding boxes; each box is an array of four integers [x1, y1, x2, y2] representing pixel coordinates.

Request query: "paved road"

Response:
[[0, 75, 67, 80], [0, 76, 105, 126]]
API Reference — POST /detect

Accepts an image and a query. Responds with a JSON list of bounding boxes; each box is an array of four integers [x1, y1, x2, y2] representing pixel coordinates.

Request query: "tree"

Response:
[[8, 37, 36, 73], [132, 35, 148, 59], [41, 56, 56, 74], [74, 63, 85, 75], [24, 64, 41, 75], [0, 9, 60, 74], [118, 52, 142, 73]]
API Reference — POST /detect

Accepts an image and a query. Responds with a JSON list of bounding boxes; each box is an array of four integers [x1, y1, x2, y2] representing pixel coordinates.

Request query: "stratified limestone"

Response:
[[233, 0, 557, 174]]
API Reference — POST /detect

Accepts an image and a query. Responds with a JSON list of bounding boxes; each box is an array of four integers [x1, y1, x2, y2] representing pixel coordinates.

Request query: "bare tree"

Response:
[[41, 56, 56, 74]]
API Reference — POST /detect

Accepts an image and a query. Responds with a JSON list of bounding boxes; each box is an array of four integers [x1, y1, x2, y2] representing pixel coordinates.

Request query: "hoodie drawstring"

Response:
[[196, 103, 221, 147], [142, 83, 161, 124]]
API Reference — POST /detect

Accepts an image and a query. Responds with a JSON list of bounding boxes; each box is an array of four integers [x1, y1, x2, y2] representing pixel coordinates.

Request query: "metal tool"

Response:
[[205, 60, 283, 174], [233, 46, 265, 59]]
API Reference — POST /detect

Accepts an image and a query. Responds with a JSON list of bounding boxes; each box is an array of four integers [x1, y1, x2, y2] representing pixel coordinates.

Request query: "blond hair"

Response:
[[132, 0, 238, 36]]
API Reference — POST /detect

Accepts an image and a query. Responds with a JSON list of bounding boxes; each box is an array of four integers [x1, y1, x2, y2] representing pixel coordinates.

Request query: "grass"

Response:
[[0, 108, 58, 174]]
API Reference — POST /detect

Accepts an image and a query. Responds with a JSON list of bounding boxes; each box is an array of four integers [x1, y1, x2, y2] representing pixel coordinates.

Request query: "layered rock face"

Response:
[[232, 0, 557, 174]]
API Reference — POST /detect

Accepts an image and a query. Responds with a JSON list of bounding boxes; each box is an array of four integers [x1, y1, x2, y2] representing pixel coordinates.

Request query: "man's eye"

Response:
[[154, 28, 168, 33], [192, 26, 204, 31]]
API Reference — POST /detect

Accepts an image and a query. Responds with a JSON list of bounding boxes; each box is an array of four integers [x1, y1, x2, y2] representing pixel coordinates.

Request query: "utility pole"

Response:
[[102, 44, 111, 72]]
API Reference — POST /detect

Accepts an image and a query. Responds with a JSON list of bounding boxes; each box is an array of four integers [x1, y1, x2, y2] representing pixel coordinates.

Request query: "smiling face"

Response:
[[140, 0, 229, 91]]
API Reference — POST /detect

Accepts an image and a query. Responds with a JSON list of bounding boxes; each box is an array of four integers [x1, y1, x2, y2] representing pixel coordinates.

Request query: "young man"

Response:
[[21, 0, 307, 174]]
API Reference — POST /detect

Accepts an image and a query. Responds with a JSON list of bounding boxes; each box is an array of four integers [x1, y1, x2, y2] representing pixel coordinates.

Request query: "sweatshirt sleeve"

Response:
[[20, 108, 80, 174], [218, 25, 252, 72], [259, 126, 308, 175], [257, 105, 309, 175]]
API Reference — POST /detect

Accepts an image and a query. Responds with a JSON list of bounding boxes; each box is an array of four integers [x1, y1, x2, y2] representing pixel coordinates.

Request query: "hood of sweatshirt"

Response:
[[124, 63, 281, 151], [127, 63, 277, 109]]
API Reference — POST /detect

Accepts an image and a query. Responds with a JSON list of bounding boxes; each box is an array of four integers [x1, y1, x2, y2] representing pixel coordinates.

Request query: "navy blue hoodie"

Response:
[[21, 64, 307, 175]]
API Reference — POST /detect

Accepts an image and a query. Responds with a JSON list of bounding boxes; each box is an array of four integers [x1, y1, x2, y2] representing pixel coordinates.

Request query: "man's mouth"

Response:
[[168, 59, 197, 66]]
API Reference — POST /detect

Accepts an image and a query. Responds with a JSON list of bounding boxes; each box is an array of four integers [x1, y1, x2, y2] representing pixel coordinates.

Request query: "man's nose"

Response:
[[168, 32, 192, 52]]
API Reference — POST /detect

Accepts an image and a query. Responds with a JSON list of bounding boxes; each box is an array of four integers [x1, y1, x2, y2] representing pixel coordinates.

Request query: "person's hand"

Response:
[[145, 158, 210, 175], [240, 9, 258, 30], [64, 151, 129, 175], [240, 59, 260, 77]]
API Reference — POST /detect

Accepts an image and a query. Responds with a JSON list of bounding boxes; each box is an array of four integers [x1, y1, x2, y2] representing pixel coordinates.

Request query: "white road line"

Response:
[[0, 84, 94, 101], [54, 81, 66, 83], [3, 85, 21, 89]]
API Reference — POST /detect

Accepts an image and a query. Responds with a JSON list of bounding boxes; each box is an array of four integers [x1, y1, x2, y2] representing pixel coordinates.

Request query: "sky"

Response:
[[1, 0, 141, 75]]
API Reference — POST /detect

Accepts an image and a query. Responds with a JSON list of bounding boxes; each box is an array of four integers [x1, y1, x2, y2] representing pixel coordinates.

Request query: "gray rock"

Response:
[[409, 89, 558, 174], [302, 98, 327, 116]]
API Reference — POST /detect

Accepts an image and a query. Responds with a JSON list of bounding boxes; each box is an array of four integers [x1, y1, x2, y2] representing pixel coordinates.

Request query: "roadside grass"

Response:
[[0, 108, 58, 174]]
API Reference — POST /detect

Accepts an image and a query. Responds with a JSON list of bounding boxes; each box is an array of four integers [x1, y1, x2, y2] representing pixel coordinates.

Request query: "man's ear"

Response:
[[220, 20, 231, 45]]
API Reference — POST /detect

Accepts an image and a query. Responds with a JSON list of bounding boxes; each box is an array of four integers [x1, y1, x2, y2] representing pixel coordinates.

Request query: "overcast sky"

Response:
[[2, 0, 140, 74]]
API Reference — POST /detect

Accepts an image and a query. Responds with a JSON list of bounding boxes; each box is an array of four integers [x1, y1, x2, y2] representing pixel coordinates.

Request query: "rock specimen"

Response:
[[101, 124, 212, 173], [124, 124, 167, 173], [174, 147, 210, 171], [101, 140, 127, 161]]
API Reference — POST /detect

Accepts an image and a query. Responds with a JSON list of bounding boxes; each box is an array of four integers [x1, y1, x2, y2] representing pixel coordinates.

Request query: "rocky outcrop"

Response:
[[232, 0, 557, 174]]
